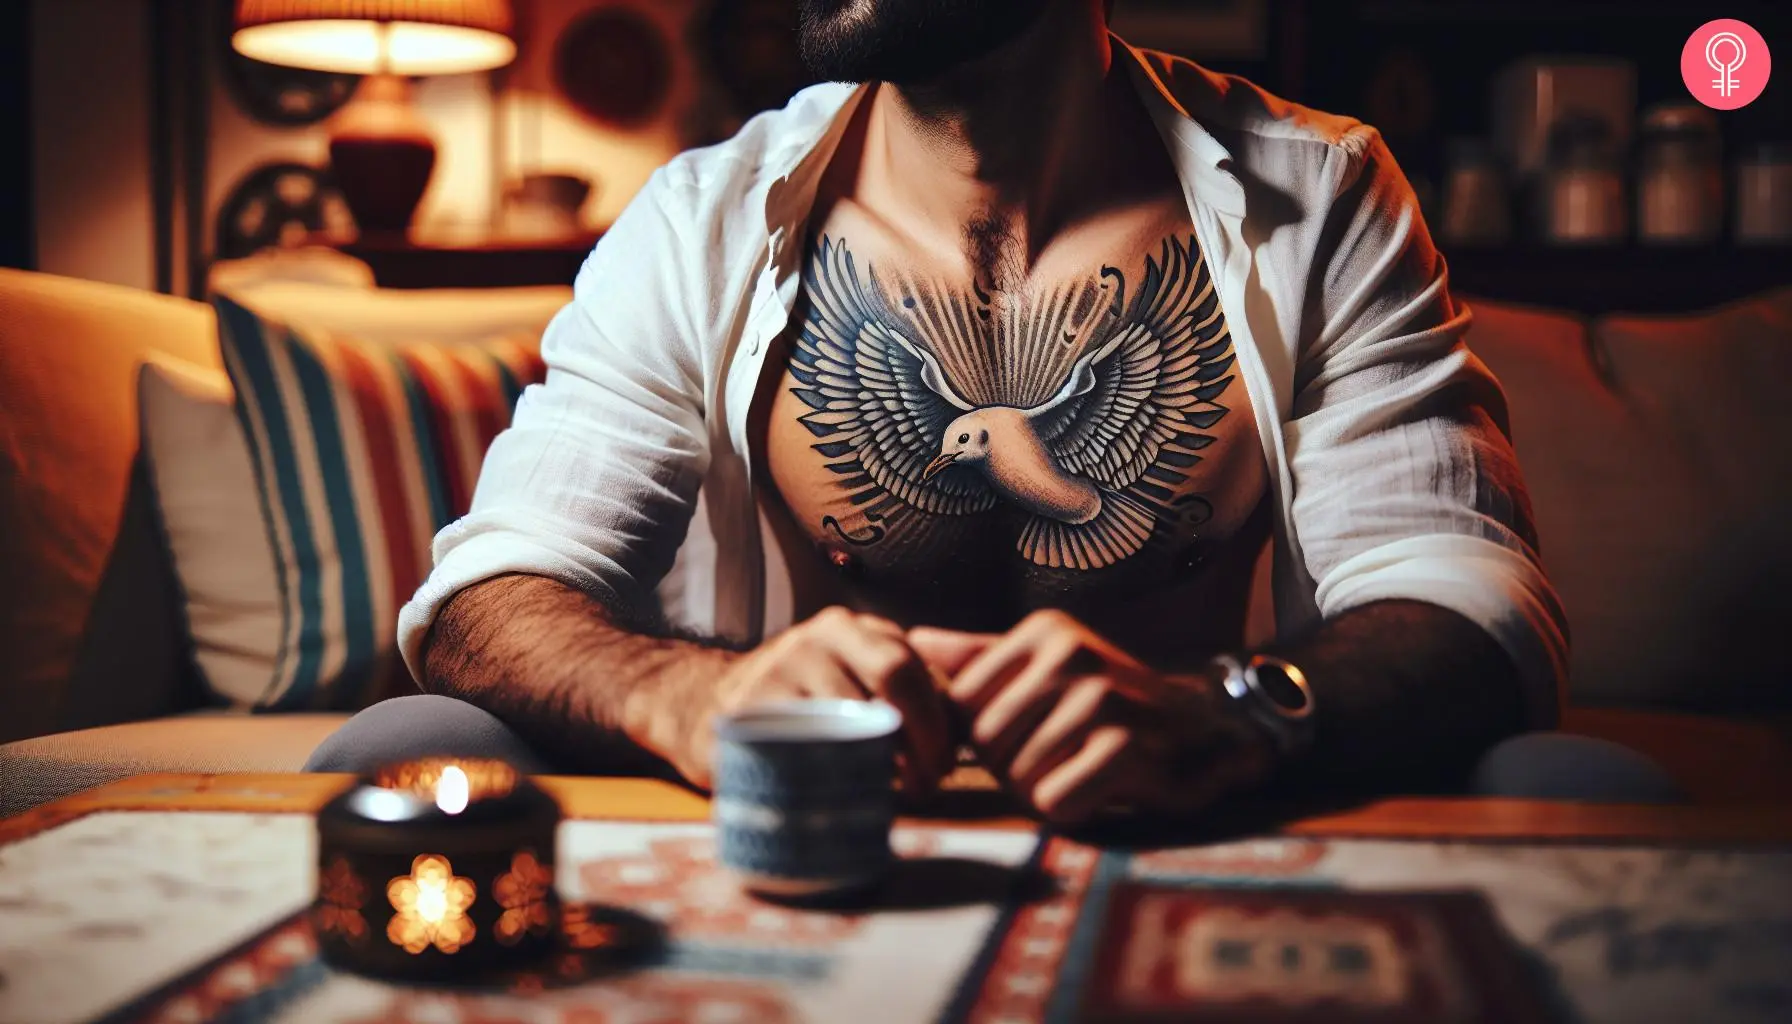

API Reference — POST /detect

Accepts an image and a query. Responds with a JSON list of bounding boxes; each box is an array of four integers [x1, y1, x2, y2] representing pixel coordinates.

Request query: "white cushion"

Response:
[[139, 356, 283, 705], [140, 281, 572, 708]]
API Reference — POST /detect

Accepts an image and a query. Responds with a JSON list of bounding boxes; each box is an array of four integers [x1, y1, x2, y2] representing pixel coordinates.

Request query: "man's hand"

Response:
[[667, 606, 956, 795], [910, 610, 1277, 826]]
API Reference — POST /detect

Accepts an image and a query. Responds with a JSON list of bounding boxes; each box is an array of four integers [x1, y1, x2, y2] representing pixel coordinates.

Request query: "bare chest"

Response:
[[761, 225, 1267, 646]]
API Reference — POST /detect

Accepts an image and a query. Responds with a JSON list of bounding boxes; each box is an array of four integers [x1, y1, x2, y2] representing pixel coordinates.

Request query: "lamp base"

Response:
[[328, 73, 436, 237]]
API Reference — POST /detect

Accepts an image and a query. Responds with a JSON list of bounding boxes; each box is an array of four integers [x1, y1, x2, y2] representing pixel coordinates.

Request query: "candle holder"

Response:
[[313, 758, 562, 983]]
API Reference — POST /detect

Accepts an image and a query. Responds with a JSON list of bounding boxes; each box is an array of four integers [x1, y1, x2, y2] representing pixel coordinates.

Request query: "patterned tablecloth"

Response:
[[1, 811, 1790, 1024]]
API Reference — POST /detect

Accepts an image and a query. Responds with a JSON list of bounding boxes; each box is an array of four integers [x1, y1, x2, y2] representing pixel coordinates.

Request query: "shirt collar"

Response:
[[1113, 36, 1249, 217], [762, 81, 868, 266], [760, 34, 1247, 259]]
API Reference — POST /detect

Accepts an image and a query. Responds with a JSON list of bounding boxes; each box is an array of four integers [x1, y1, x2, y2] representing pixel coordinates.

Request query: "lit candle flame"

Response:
[[435, 764, 470, 815]]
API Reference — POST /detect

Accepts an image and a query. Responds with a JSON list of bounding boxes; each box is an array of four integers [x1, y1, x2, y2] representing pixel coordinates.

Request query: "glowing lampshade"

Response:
[[232, 0, 516, 76], [230, 1, 517, 236]]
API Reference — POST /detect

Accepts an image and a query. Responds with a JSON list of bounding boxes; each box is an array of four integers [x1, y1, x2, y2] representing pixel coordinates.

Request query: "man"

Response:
[[309, 0, 1678, 816]]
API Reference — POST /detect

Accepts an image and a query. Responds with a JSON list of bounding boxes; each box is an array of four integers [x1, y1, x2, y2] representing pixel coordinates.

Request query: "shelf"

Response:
[[327, 233, 605, 290]]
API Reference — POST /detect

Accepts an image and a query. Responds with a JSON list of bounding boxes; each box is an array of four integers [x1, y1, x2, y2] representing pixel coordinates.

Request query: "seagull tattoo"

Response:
[[790, 233, 1236, 571]]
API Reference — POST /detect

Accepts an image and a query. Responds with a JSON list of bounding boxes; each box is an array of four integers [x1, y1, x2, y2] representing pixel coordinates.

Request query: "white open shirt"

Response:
[[397, 40, 1568, 728]]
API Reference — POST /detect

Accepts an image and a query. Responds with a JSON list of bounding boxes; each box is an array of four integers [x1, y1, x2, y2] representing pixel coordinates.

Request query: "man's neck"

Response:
[[860, 7, 1146, 280]]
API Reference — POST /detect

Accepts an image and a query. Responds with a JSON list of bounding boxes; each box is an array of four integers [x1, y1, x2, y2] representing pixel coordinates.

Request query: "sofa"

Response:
[[2, 264, 1789, 816]]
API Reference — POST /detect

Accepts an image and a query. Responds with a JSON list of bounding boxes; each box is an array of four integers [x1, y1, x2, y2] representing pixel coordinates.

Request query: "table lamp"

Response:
[[231, 0, 517, 236]]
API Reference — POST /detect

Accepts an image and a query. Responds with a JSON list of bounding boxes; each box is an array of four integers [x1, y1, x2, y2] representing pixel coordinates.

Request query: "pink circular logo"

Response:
[[1682, 19, 1771, 110]]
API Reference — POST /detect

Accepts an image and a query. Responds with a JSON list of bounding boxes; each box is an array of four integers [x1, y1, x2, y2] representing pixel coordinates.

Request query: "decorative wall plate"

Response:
[[553, 7, 673, 128], [215, 0, 359, 126], [215, 162, 351, 260]]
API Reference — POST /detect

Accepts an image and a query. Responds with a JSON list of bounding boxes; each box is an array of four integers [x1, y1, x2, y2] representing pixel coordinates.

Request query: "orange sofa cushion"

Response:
[[0, 270, 220, 743], [1467, 289, 1792, 711]]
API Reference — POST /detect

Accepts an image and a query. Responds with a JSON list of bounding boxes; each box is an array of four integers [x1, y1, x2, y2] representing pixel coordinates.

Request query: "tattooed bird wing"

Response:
[[1017, 235, 1236, 570], [1030, 234, 1235, 494], [788, 236, 996, 517]]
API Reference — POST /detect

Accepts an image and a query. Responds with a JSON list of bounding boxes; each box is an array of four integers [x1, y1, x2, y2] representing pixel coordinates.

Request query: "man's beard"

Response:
[[797, 0, 1051, 86]]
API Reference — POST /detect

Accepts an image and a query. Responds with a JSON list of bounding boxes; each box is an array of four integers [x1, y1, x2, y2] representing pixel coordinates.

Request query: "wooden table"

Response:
[[6, 771, 1791, 847], [4, 775, 1790, 1024]]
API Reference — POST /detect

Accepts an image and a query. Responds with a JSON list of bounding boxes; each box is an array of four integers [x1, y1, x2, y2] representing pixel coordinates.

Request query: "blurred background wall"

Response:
[[5, 0, 1789, 309], [28, 0, 159, 291], [15, 0, 805, 295]]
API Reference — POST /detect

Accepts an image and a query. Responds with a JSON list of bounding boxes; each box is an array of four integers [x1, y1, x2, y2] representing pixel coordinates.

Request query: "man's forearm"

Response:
[[1266, 600, 1531, 793], [419, 573, 739, 776]]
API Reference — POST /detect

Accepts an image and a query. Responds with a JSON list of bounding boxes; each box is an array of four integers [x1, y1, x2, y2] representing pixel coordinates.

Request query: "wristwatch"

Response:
[[1210, 653, 1316, 757]]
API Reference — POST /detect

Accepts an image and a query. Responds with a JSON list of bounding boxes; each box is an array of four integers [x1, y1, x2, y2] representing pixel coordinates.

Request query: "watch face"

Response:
[[1253, 661, 1311, 714]]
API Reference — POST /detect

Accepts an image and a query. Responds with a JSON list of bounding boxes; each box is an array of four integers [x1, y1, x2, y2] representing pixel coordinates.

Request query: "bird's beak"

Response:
[[923, 452, 959, 482]]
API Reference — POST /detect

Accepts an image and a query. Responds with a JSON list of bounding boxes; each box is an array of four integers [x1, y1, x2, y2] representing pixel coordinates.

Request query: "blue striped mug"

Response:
[[712, 700, 903, 898]]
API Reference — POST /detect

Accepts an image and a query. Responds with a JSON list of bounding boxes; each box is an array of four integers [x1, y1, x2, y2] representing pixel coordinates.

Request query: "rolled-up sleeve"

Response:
[[397, 170, 710, 680], [1286, 128, 1568, 727]]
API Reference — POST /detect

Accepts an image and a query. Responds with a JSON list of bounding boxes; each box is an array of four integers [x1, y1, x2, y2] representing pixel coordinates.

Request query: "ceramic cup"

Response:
[[712, 699, 903, 897]]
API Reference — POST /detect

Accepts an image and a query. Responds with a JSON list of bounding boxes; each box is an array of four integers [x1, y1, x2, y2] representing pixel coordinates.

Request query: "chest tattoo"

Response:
[[788, 232, 1237, 572]]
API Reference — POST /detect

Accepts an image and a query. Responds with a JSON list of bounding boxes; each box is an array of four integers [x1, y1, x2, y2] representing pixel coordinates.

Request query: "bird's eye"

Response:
[[979, 430, 988, 444], [958, 433, 970, 444]]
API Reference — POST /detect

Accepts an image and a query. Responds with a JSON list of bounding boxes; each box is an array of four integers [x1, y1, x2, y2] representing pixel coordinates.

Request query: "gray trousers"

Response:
[[304, 694, 1689, 804]]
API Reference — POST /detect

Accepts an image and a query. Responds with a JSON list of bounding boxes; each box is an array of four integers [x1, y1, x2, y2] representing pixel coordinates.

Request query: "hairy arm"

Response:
[[420, 573, 737, 779], [1275, 126, 1568, 751], [421, 574, 955, 792], [400, 177, 745, 781], [911, 597, 1527, 823], [1264, 599, 1527, 793]]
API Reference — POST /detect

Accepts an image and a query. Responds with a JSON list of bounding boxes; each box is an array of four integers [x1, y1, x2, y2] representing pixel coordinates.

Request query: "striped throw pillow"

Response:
[[214, 294, 546, 710]]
